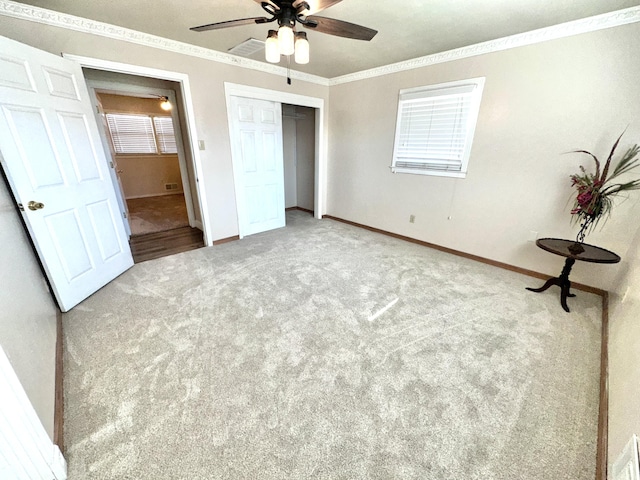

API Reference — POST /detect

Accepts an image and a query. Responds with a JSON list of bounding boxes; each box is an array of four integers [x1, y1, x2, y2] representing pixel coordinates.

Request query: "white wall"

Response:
[[117, 155, 183, 199], [283, 114, 297, 208], [295, 106, 315, 212], [327, 22, 640, 291], [0, 174, 57, 439]]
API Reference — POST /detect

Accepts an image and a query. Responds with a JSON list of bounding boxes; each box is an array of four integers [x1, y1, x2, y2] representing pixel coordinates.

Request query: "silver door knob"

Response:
[[28, 201, 45, 211]]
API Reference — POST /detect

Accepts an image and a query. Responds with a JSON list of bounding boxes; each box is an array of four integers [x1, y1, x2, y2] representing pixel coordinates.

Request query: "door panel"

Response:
[[263, 183, 279, 220], [42, 67, 80, 100], [0, 35, 133, 312], [3, 106, 66, 188], [45, 209, 93, 282], [229, 96, 285, 237], [0, 54, 36, 91], [57, 112, 102, 182], [240, 131, 257, 172], [263, 131, 277, 171]]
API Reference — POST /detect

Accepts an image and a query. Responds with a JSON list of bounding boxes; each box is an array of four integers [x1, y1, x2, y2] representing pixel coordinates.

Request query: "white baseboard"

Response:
[[125, 191, 184, 200]]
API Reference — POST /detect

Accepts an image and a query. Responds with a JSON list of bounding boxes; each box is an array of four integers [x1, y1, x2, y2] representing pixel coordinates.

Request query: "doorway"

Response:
[[282, 103, 316, 217], [83, 69, 205, 263]]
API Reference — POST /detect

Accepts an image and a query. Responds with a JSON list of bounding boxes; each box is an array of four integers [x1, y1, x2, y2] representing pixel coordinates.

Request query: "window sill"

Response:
[[390, 167, 467, 178]]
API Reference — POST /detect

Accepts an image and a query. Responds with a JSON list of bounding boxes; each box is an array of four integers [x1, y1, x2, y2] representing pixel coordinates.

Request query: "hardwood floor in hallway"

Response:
[[129, 226, 204, 263]]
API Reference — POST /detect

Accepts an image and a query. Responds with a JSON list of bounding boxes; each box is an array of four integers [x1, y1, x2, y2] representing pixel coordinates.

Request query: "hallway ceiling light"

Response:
[[159, 96, 172, 111]]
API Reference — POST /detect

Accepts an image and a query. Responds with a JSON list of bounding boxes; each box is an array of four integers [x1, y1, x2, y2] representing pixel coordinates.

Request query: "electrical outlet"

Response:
[[409, 214, 415, 223], [198, 140, 205, 150]]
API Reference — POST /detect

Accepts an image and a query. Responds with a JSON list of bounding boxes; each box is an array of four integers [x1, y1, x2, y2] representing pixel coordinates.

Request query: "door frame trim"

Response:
[[62, 54, 212, 245], [224, 82, 325, 239]]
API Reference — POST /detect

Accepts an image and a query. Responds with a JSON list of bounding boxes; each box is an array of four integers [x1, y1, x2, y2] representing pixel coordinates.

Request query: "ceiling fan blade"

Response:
[[293, 0, 342, 15], [190, 17, 270, 32], [305, 16, 377, 41]]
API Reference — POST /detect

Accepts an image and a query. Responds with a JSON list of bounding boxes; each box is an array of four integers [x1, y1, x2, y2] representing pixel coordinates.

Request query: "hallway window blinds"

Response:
[[106, 113, 176, 155], [391, 77, 485, 178], [153, 116, 178, 154]]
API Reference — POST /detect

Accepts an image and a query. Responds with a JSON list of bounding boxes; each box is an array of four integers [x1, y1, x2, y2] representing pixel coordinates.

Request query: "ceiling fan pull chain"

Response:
[[287, 54, 292, 85]]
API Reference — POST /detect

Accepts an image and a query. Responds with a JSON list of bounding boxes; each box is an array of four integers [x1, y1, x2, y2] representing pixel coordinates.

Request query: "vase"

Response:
[[569, 216, 595, 254]]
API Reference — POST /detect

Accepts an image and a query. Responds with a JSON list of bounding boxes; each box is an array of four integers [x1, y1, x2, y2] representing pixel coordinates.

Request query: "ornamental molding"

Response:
[[1, 1, 639, 87], [329, 5, 640, 86], [0, 0, 330, 86]]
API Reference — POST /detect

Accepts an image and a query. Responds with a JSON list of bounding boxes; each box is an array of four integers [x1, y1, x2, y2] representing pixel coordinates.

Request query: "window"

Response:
[[105, 113, 177, 155], [391, 77, 485, 178], [153, 116, 178, 154]]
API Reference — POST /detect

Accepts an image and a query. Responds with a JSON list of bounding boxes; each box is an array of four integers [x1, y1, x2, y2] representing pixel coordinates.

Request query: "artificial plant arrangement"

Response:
[[568, 131, 640, 252]]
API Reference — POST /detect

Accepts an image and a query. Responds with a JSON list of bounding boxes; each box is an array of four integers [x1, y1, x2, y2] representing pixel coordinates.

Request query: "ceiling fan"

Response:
[[190, 0, 377, 67]]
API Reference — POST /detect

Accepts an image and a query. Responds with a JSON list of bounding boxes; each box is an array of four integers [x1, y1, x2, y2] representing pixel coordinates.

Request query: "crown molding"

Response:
[[329, 5, 640, 86], [0, 0, 330, 87], [1, 1, 639, 88]]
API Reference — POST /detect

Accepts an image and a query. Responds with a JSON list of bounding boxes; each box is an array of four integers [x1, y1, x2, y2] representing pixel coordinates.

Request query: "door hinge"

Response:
[[17, 203, 24, 211], [123, 212, 127, 219], [109, 161, 114, 168]]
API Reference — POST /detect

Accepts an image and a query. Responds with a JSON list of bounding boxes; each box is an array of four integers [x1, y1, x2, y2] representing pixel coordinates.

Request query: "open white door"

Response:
[[0, 347, 66, 479], [228, 95, 285, 237], [0, 36, 133, 312]]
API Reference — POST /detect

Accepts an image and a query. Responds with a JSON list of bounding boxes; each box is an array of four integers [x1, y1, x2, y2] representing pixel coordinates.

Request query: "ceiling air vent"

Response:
[[228, 38, 265, 57]]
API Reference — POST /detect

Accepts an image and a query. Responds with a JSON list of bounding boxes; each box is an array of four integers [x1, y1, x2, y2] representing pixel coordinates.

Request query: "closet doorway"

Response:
[[282, 103, 316, 217]]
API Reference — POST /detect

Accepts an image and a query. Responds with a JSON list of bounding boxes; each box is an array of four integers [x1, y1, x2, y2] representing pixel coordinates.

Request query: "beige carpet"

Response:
[[126, 194, 189, 236], [62, 211, 602, 479]]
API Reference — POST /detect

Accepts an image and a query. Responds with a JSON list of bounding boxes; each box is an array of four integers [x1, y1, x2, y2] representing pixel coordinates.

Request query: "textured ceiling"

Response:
[[15, 0, 640, 78]]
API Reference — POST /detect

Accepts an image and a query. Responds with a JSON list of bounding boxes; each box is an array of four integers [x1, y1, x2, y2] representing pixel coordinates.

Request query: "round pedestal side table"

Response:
[[526, 238, 620, 312]]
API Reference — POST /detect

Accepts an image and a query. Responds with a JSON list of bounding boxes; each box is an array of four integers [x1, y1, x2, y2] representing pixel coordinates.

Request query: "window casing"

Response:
[[391, 77, 485, 178], [105, 113, 177, 155]]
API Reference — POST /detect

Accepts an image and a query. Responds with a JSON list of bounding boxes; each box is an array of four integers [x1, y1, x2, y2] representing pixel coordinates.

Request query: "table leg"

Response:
[[526, 257, 576, 312]]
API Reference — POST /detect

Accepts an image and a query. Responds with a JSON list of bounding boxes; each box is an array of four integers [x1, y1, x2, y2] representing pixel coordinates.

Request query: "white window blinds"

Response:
[[106, 113, 156, 154], [391, 78, 485, 178], [105, 113, 177, 155], [153, 116, 177, 154]]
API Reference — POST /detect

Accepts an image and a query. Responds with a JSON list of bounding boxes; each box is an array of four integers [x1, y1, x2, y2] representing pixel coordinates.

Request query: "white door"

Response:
[[229, 96, 285, 237], [0, 347, 66, 480], [0, 35, 133, 312]]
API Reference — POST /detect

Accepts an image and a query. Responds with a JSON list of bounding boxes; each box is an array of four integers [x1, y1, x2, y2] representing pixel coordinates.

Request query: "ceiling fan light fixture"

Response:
[[265, 29, 280, 63], [278, 25, 295, 56], [294, 32, 309, 64]]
